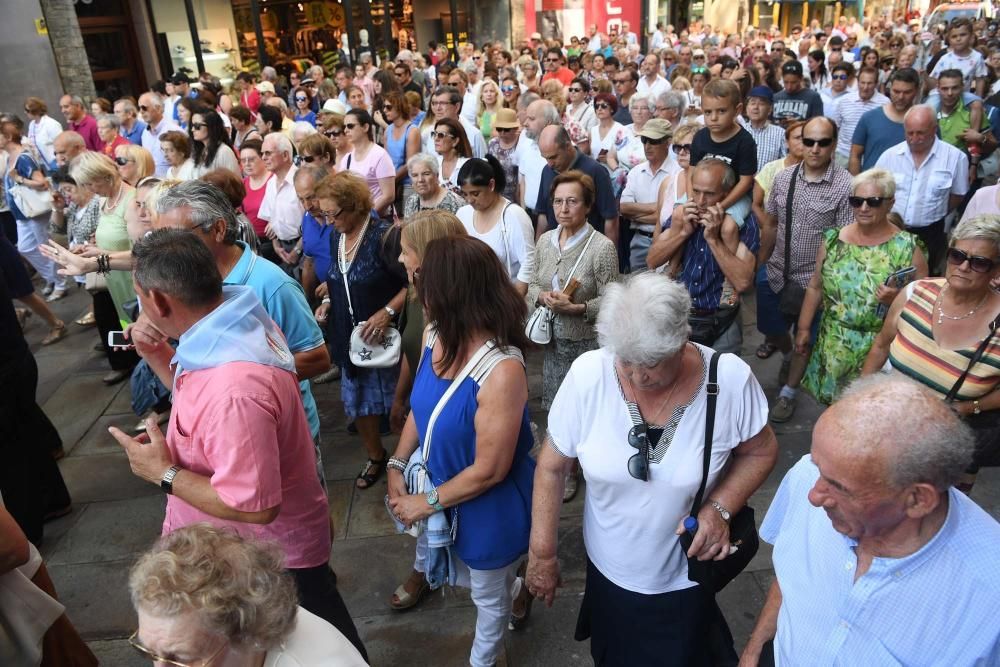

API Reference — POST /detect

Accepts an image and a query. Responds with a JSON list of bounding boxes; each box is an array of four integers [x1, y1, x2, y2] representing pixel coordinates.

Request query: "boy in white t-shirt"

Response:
[[929, 18, 988, 97]]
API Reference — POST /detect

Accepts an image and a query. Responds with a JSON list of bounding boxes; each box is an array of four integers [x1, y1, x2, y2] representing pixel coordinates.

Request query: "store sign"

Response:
[[525, 0, 640, 44]]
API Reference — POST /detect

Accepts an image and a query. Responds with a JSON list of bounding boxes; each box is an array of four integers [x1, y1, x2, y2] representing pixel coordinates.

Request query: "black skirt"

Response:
[[575, 557, 736, 667]]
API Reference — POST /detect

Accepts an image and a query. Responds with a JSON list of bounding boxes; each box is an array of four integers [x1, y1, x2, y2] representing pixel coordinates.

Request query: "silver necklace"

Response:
[[936, 284, 989, 325], [338, 216, 370, 274]]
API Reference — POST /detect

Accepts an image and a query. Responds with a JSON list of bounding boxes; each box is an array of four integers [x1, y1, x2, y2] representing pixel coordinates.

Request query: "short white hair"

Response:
[[263, 133, 293, 158], [407, 152, 439, 176], [597, 273, 691, 365], [292, 121, 318, 141], [630, 93, 655, 112]]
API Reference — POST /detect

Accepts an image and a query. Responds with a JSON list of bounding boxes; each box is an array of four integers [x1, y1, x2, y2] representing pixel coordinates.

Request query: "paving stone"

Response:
[[345, 482, 399, 539], [328, 479, 354, 541], [58, 453, 160, 504], [70, 414, 140, 457], [48, 559, 137, 640], [87, 638, 146, 666], [505, 592, 589, 666], [355, 604, 490, 667], [42, 371, 121, 453], [718, 570, 769, 650], [105, 381, 137, 416], [38, 503, 90, 561], [46, 495, 165, 565]]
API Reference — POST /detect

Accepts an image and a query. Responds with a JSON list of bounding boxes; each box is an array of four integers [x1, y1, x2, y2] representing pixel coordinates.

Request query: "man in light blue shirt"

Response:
[[741, 374, 1000, 666]]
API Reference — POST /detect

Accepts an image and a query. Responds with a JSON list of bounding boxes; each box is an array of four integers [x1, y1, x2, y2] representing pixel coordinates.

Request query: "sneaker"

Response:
[[778, 357, 792, 386], [41, 283, 54, 296], [770, 395, 797, 423], [46, 287, 67, 302]]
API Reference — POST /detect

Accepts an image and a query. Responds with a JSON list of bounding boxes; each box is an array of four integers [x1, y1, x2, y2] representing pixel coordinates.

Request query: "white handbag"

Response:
[[340, 222, 401, 368], [9, 154, 52, 218], [525, 230, 597, 345]]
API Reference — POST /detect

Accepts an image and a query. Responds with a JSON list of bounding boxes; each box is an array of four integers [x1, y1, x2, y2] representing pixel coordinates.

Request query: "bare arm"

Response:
[[753, 181, 776, 267], [704, 211, 755, 294], [848, 143, 864, 175], [535, 213, 548, 241], [861, 285, 909, 374], [526, 439, 576, 606], [0, 506, 30, 575], [647, 202, 695, 269], [739, 580, 783, 667], [718, 174, 753, 210], [604, 216, 619, 247], [619, 201, 660, 223], [793, 242, 827, 353], [373, 177, 396, 214], [293, 345, 331, 380]]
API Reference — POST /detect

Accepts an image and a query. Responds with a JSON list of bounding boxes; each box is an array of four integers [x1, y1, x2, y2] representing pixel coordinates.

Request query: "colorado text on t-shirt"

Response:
[[773, 99, 811, 120]]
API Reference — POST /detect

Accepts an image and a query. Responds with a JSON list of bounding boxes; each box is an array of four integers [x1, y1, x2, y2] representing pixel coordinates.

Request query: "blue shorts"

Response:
[[756, 267, 820, 340]]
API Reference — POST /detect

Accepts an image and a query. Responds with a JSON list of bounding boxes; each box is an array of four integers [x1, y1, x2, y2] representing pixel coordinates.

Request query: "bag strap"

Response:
[[944, 315, 1000, 402], [690, 350, 721, 518], [562, 229, 598, 288], [782, 165, 800, 285], [422, 340, 496, 461], [500, 201, 513, 277]]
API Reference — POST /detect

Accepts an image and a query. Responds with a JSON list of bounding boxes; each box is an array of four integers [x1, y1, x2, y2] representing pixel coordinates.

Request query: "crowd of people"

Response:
[[4, 11, 1000, 666]]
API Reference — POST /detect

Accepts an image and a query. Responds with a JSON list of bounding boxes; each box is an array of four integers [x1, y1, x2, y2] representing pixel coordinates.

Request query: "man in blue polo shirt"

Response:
[[114, 98, 146, 146], [153, 181, 331, 484], [535, 125, 619, 245]]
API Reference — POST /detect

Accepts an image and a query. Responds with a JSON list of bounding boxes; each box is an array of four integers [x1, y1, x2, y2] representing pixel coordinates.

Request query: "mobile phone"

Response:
[[599, 148, 608, 156], [876, 266, 917, 319], [107, 330, 132, 349]]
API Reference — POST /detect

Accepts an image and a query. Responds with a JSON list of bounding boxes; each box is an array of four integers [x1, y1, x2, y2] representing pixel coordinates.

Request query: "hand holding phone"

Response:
[[108, 330, 134, 350]]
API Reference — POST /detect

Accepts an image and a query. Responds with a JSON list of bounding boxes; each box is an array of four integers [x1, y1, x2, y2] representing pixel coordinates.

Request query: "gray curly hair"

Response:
[[597, 272, 691, 365]]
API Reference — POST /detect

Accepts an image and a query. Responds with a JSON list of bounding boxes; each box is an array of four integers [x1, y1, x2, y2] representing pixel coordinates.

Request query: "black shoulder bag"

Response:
[[944, 315, 1000, 468], [777, 165, 806, 319], [680, 351, 760, 592]]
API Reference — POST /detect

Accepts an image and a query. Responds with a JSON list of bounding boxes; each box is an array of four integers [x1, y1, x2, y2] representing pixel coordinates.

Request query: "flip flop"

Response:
[[755, 341, 778, 359]]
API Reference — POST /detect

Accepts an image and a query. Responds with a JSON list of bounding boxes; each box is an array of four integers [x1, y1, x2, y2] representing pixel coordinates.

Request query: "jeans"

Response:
[[415, 538, 519, 667], [16, 214, 65, 290], [130, 359, 171, 416], [710, 314, 743, 355], [629, 231, 653, 272]]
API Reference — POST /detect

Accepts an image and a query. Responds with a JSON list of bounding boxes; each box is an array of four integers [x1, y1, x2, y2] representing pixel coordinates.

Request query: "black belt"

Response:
[[633, 229, 654, 238], [690, 305, 739, 317]]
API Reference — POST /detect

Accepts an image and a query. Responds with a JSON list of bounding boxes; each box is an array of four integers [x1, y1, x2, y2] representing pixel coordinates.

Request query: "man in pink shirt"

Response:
[[109, 229, 367, 661], [59, 95, 101, 152]]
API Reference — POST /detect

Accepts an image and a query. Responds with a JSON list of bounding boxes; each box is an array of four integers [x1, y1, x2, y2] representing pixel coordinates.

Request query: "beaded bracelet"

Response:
[[387, 456, 409, 473]]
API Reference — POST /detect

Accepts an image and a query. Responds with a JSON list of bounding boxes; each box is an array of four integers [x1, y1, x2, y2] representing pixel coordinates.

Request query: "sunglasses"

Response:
[[473, 55, 481, 60], [595, 102, 611, 110], [801, 136, 834, 147], [627, 424, 650, 481], [383, 105, 394, 112], [496, 126, 516, 133], [568, 87, 583, 93], [847, 195, 886, 208], [691, 66, 708, 74], [671, 143, 692, 154], [344, 123, 358, 130], [501, 85, 516, 93], [947, 247, 999, 273], [641, 136, 669, 145], [295, 96, 308, 102], [325, 129, 343, 137], [299, 155, 318, 163], [831, 73, 849, 80], [114, 157, 133, 166], [546, 58, 561, 63], [614, 79, 629, 85], [433, 131, 456, 140], [190, 122, 206, 130]]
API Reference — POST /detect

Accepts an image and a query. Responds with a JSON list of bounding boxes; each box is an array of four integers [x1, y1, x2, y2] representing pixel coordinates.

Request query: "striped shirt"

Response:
[[764, 162, 854, 292], [762, 455, 1000, 667], [831, 90, 888, 158], [889, 278, 1000, 399], [739, 119, 787, 170]]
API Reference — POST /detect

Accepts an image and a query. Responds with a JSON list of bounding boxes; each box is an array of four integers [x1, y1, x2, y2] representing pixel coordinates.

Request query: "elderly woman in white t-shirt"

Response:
[[526, 273, 778, 665]]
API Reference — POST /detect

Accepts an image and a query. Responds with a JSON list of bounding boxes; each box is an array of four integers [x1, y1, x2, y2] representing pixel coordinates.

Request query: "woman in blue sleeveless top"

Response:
[[388, 236, 535, 667], [382, 91, 421, 215]]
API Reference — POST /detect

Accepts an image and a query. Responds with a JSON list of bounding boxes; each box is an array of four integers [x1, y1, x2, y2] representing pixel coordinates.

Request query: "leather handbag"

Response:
[[777, 164, 805, 320], [680, 351, 759, 592], [945, 315, 1000, 468], [525, 229, 597, 345], [340, 227, 400, 369], [84, 271, 107, 294], [9, 154, 52, 218]]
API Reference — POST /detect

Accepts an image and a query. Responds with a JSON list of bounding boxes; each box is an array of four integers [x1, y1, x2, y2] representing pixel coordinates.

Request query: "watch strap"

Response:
[[160, 465, 181, 494], [710, 499, 731, 522]]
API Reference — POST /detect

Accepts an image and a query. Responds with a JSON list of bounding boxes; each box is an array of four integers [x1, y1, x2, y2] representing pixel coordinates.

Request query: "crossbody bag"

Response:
[[944, 314, 1000, 468], [778, 164, 804, 319], [525, 229, 597, 345]]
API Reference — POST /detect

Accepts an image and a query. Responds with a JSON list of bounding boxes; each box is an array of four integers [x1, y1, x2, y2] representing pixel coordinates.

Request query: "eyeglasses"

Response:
[[546, 57, 561, 63], [641, 136, 669, 145], [190, 122, 207, 130], [128, 630, 228, 667], [595, 102, 611, 110], [847, 195, 886, 209], [627, 424, 650, 481], [614, 79, 629, 85], [671, 143, 692, 154], [322, 208, 344, 220], [114, 157, 133, 166], [295, 96, 308, 102], [552, 197, 582, 209], [947, 247, 999, 273], [801, 136, 834, 147], [831, 73, 849, 80], [344, 123, 358, 130], [433, 131, 456, 140]]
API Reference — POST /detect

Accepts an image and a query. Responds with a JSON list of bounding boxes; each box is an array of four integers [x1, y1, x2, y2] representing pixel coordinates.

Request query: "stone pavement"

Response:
[[23, 285, 1000, 666]]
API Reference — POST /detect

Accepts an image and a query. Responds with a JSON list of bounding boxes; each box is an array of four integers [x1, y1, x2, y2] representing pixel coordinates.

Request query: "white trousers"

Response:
[[414, 533, 519, 667], [16, 215, 64, 289]]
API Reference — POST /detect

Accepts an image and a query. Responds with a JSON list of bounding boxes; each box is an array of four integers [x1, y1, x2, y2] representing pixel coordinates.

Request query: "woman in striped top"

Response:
[[863, 215, 1000, 488]]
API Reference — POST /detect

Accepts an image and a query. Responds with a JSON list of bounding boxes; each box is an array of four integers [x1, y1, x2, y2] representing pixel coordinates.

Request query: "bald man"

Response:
[[742, 374, 1000, 666], [59, 94, 100, 151], [52, 131, 86, 167]]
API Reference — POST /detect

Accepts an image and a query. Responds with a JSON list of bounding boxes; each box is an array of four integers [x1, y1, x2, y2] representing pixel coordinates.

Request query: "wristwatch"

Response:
[[425, 488, 445, 511], [160, 465, 181, 494], [709, 499, 731, 522], [974, 400, 982, 415], [384, 305, 397, 318]]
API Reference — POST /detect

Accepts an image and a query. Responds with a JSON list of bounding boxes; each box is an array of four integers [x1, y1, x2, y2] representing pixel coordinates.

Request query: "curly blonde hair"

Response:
[[129, 524, 298, 651]]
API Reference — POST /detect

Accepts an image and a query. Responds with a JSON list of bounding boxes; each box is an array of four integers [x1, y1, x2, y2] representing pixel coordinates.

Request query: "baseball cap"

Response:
[[748, 85, 774, 103], [637, 118, 673, 141], [320, 99, 347, 115], [692, 48, 706, 57], [531, 32, 542, 41], [781, 60, 804, 77], [256, 81, 275, 94]]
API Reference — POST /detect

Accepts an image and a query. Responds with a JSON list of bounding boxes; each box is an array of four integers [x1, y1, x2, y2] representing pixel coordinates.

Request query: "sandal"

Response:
[[356, 452, 387, 489], [755, 341, 778, 359], [390, 570, 430, 610], [508, 573, 535, 630]]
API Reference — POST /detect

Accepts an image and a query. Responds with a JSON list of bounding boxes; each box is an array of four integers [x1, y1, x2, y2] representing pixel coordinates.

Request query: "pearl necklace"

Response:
[[338, 216, 370, 274], [936, 284, 989, 325], [103, 182, 125, 213]]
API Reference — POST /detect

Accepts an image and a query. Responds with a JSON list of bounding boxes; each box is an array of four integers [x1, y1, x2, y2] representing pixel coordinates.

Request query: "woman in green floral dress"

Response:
[[796, 169, 928, 404]]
